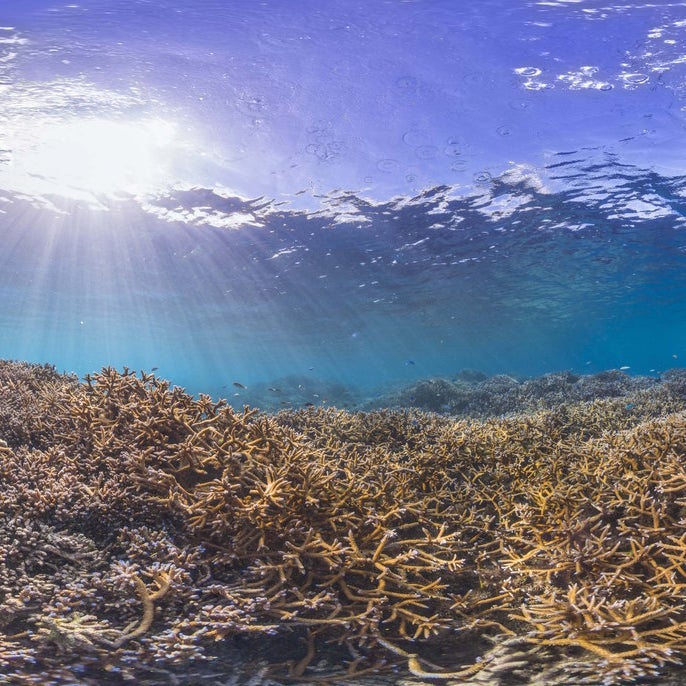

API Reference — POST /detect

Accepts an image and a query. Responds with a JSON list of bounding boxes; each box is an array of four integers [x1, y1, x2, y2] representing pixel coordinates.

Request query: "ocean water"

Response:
[[1, 0, 685, 401], [6, 4, 686, 685]]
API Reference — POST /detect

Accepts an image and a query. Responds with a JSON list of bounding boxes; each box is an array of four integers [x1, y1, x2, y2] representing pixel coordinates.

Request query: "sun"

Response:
[[0, 74, 189, 204], [29, 117, 177, 198], [7, 116, 179, 202]]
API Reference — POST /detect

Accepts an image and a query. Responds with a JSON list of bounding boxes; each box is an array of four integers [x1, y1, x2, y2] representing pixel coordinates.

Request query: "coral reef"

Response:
[[2, 362, 686, 683], [371, 368, 686, 420]]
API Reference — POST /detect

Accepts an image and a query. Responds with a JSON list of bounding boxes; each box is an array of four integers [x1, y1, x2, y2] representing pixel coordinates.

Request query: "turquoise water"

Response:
[[1, 1, 686, 403]]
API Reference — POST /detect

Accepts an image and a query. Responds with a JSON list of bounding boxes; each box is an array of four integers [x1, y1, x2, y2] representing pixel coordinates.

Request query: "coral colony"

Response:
[[2, 362, 686, 684]]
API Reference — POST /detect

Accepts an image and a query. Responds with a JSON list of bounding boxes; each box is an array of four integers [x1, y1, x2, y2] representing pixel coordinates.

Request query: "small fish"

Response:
[[151, 366, 158, 372], [304, 402, 315, 407], [405, 360, 415, 366], [233, 382, 247, 389], [267, 387, 281, 392], [673, 354, 679, 359], [619, 366, 630, 371]]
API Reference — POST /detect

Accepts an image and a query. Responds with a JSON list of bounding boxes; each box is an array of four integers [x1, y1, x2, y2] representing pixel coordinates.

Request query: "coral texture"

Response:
[[1, 362, 686, 684]]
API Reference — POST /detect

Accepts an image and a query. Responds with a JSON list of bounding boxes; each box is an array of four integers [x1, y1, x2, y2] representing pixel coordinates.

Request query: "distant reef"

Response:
[[243, 367, 686, 420], [2, 361, 686, 683], [367, 367, 686, 419]]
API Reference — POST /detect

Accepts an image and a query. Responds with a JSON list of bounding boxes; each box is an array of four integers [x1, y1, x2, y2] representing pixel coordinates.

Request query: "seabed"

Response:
[[1, 361, 686, 685]]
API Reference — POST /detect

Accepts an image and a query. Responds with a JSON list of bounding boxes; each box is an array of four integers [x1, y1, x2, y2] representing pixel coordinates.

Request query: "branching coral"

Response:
[[1, 362, 686, 683]]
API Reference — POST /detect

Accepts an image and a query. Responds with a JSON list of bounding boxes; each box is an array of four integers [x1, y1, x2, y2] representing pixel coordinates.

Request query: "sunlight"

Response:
[[17, 117, 178, 200]]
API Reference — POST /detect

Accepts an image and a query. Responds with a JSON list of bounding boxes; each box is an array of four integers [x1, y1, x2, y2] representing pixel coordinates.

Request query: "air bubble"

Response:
[[415, 145, 438, 160], [402, 127, 429, 147], [444, 142, 461, 157], [509, 99, 532, 110], [620, 73, 649, 86], [474, 171, 492, 185], [376, 158, 400, 173], [306, 140, 345, 161], [496, 125, 512, 136], [236, 92, 269, 116], [307, 119, 333, 136], [514, 67, 541, 77], [524, 81, 553, 91]]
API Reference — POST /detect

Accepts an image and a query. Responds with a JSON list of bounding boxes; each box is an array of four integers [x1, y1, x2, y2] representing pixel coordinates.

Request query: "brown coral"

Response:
[[1, 362, 686, 683]]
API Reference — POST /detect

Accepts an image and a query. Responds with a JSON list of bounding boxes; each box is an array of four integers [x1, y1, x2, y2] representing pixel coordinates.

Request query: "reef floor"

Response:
[[2, 362, 686, 685]]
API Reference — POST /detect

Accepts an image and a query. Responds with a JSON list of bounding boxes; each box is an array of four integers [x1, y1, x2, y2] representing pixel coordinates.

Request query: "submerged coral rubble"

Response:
[[2, 362, 686, 684]]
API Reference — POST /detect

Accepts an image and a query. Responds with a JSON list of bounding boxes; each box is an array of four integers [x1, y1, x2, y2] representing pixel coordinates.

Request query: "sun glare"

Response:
[[8, 117, 179, 201]]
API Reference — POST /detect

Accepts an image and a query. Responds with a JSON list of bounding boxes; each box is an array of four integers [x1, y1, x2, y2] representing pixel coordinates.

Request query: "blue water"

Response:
[[1, 0, 686, 401]]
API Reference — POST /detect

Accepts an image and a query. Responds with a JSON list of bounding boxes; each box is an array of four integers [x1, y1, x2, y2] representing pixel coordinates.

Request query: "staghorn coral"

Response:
[[3, 363, 686, 683], [0, 361, 77, 450]]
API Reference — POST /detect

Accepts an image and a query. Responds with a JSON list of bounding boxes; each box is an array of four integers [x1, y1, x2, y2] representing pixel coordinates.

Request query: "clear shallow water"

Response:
[[1, 0, 686, 401]]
